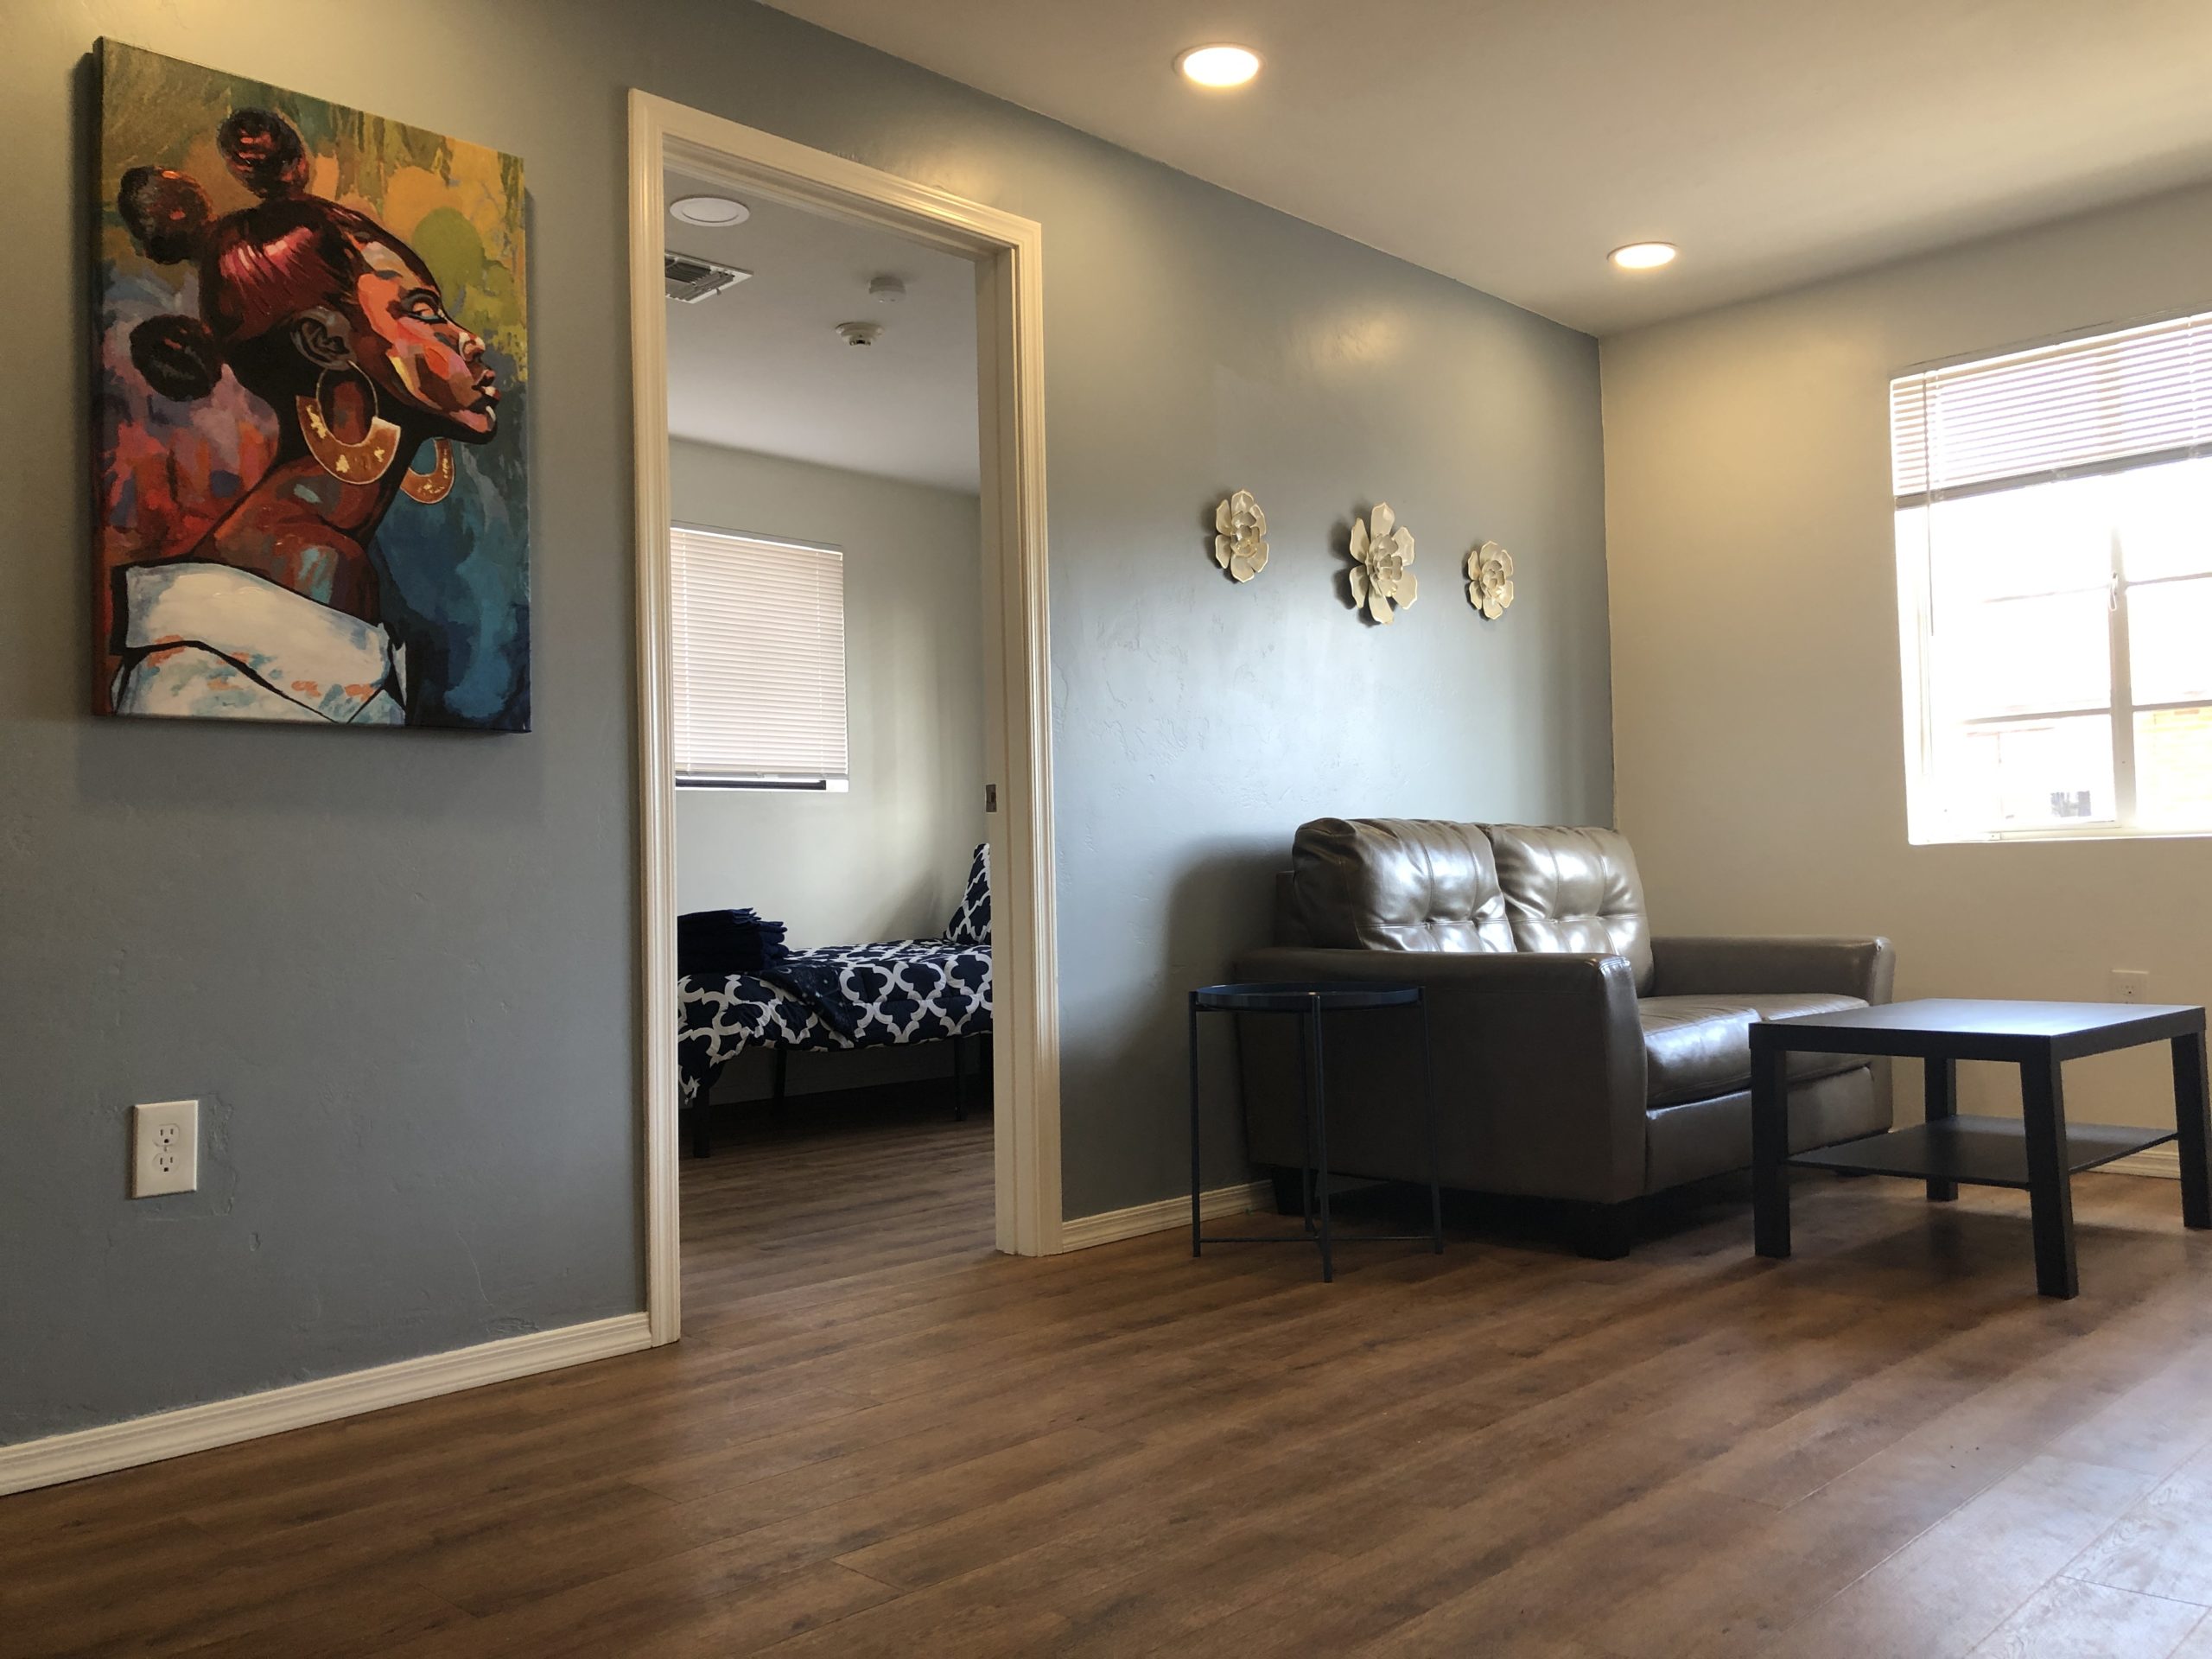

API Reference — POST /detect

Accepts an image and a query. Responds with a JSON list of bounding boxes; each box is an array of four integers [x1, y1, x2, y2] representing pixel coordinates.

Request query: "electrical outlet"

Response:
[[132, 1099, 199, 1198], [2111, 969, 2152, 1005]]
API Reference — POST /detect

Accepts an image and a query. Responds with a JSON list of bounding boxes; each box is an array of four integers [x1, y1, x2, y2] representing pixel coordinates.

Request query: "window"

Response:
[[670, 525, 849, 788], [1892, 311, 2212, 842]]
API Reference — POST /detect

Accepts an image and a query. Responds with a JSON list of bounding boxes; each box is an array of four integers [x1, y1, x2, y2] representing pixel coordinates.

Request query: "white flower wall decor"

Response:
[[1467, 540, 1516, 619], [1348, 502, 1417, 624], [1213, 489, 1269, 582]]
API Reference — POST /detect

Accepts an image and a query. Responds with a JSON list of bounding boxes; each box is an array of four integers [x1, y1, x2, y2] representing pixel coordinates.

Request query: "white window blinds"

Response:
[[1892, 310, 2212, 502], [670, 525, 848, 786]]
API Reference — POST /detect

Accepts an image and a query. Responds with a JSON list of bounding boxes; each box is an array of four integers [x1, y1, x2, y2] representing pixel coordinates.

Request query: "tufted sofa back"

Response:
[[1286, 817, 1653, 992], [1483, 823, 1652, 992]]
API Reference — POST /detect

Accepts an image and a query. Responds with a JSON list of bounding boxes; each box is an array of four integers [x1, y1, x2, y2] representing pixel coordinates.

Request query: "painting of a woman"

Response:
[[97, 43, 529, 729]]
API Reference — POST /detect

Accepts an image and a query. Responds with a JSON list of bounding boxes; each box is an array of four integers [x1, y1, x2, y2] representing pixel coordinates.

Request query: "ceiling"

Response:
[[760, 0, 2212, 334], [664, 171, 981, 490]]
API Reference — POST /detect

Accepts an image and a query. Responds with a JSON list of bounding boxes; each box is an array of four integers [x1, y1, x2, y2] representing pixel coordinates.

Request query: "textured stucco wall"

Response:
[[1, 0, 1609, 1441]]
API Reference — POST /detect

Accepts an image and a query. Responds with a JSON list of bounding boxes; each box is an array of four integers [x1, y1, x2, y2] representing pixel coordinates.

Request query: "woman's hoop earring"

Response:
[[401, 438, 454, 504], [296, 364, 401, 484]]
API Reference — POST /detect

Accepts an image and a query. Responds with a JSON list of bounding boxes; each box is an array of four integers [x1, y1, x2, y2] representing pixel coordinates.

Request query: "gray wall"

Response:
[[0, 0, 1609, 1442]]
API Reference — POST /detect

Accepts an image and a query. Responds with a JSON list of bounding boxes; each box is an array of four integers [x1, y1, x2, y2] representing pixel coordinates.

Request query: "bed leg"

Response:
[[690, 1102, 710, 1160], [953, 1036, 968, 1122], [770, 1046, 789, 1135]]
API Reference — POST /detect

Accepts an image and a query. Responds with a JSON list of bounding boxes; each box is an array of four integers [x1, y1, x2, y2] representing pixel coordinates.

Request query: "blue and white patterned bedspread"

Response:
[[677, 939, 992, 1106]]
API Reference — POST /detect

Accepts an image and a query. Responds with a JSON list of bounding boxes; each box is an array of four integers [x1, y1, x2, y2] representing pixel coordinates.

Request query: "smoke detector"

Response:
[[868, 275, 907, 305], [664, 251, 751, 302], [835, 321, 883, 347]]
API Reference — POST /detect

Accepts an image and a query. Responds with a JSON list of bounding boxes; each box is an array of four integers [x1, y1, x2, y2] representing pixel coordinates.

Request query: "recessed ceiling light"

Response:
[[1177, 44, 1262, 88], [1609, 241, 1678, 271], [671, 194, 750, 228]]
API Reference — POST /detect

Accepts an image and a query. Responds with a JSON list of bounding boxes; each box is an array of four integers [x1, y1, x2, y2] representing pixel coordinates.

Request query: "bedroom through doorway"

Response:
[[658, 152, 1002, 1303], [629, 98, 1061, 1345]]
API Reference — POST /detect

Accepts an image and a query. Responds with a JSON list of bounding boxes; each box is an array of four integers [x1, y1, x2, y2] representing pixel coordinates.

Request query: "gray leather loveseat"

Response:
[[1236, 819, 1895, 1256]]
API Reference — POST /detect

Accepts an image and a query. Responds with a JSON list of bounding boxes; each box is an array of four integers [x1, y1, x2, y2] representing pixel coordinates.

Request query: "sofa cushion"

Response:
[[1290, 818, 1514, 953], [1484, 824, 1654, 993], [1644, 1065, 1889, 1193], [1639, 992, 1868, 1107]]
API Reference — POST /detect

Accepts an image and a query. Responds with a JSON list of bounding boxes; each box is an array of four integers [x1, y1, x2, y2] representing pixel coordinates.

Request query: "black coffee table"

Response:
[[1751, 999, 2211, 1298]]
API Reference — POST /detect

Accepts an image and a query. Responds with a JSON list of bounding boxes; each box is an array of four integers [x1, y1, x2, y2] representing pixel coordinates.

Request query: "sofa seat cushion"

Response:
[[1639, 992, 1867, 1107], [1644, 1066, 1888, 1193]]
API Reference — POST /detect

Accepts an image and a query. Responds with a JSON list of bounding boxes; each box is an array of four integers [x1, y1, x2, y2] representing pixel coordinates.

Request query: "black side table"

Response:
[[1189, 982, 1443, 1282]]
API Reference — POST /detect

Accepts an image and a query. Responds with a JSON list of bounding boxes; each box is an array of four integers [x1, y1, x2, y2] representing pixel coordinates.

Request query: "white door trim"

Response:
[[627, 91, 1065, 1343]]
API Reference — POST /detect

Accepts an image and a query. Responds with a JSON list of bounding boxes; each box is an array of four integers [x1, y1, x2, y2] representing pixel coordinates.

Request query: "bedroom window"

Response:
[[670, 524, 849, 790], [1892, 310, 2212, 842]]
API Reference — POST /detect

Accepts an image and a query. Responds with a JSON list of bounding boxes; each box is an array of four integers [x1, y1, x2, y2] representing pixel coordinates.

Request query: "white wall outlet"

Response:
[[2111, 969, 2152, 1004], [132, 1099, 199, 1198]]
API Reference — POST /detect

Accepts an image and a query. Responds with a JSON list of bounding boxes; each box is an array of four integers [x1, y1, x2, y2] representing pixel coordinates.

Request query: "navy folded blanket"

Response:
[[677, 908, 788, 976]]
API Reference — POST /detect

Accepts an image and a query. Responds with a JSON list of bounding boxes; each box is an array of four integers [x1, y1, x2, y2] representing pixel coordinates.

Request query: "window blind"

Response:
[[670, 525, 848, 785], [1891, 310, 2212, 503]]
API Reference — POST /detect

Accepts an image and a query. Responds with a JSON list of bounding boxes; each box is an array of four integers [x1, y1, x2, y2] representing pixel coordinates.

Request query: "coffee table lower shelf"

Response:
[[1790, 1115, 2176, 1188]]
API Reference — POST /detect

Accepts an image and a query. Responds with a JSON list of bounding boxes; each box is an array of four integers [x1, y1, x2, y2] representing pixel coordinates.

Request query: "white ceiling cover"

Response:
[[763, 0, 2212, 334], [664, 175, 982, 490]]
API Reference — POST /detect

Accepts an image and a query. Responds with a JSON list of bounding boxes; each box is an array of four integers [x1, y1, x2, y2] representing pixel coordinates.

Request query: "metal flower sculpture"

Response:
[[1467, 541, 1516, 620], [1213, 489, 1268, 582], [1348, 502, 1417, 624]]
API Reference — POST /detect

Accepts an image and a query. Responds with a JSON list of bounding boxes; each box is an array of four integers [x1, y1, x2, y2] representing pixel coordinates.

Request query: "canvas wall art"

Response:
[[95, 41, 530, 730]]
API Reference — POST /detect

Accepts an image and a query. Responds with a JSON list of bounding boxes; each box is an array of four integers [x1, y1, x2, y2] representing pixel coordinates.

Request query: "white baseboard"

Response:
[[1058, 1179, 1274, 1251], [0, 1312, 653, 1498], [2107, 1145, 2182, 1179]]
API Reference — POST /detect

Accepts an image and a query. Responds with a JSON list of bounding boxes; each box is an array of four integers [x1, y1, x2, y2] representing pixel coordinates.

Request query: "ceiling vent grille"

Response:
[[664, 251, 751, 303]]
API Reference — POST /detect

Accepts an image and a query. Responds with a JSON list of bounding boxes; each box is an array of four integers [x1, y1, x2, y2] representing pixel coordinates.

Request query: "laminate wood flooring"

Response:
[[8, 1094, 2212, 1657]]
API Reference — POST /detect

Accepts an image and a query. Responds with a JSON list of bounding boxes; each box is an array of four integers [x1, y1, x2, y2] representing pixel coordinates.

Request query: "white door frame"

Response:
[[627, 92, 1063, 1343]]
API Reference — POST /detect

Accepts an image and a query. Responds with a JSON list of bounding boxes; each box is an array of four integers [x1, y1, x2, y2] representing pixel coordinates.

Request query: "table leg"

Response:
[[1294, 1012, 1315, 1235], [1188, 998, 1203, 1258], [2174, 1032, 2212, 1231], [2020, 1053, 2079, 1300], [1308, 999, 1334, 1284], [1752, 1046, 1790, 1259], [1925, 1055, 1958, 1203], [1419, 996, 1443, 1255]]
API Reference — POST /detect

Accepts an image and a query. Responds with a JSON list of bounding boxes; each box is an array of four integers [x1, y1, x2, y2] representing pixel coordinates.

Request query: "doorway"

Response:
[[626, 93, 1062, 1345]]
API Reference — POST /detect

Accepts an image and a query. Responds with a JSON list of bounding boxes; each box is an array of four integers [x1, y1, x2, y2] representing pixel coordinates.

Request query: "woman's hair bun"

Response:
[[117, 166, 213, 264], [129, 315, 225, 403], [217, 108, 309, 200]]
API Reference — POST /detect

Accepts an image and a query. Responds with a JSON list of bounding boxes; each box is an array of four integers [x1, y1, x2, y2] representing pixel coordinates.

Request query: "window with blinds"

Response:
[[1891, 310, 2212, 842], [670, 525, 849, 788]]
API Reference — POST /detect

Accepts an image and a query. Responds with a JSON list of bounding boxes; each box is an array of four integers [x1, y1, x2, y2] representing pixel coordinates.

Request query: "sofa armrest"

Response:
[[1235, 945, 1649, 1204], [1649, 936, 1894, 1004]]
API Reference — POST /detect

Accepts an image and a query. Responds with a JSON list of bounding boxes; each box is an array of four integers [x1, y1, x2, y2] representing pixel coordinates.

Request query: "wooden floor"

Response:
[[10, 1095, 2212, 1657]]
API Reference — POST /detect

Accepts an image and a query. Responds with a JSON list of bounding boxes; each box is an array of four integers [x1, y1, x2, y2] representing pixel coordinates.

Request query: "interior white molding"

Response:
[[0, 1313, 652, 1498], [1058, 1181, 1273, 1252], [627, 92, 1064, 1335], [2109, 1145, 2183, 1179]]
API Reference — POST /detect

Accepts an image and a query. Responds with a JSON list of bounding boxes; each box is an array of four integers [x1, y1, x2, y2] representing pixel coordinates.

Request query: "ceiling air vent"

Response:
[[664, 251, 751, 303]]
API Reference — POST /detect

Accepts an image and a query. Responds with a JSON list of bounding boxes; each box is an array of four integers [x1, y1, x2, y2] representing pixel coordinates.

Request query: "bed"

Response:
[[677, 845, 991, 1155]]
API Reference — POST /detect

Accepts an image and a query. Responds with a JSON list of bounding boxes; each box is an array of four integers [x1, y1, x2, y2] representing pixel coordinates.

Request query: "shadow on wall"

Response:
[[1062, 839, 1292, 1212]]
